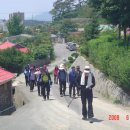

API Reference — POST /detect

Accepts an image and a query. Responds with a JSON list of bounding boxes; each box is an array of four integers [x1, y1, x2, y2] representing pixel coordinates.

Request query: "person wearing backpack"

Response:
[[58, 64, 68, 96], [41, 69, 52, 100], [69, 66, 77, 98]]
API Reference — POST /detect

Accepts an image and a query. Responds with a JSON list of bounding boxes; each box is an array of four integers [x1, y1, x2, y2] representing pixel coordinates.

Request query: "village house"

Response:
[[0, 40, 30, 53], [68, 28, 84, 37], [0, 67, 16, 115]]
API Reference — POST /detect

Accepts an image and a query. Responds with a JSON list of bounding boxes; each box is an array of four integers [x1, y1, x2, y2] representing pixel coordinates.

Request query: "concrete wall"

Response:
[[13, 86, 30, 108], [72, 56, 130, 106]]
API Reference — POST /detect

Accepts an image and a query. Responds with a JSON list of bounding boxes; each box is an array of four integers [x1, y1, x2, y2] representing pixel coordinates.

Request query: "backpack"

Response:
[[42, 74, 49, 82], [24, 69, 29, 76]]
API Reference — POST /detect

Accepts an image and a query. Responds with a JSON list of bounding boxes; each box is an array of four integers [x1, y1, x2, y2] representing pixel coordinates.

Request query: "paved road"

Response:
[[0, 43, 130, 130], [48, 43, 74, 71]]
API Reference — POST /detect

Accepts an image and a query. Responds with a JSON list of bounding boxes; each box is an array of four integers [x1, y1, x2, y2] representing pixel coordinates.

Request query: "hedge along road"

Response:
[[0, 43, 130, 130]]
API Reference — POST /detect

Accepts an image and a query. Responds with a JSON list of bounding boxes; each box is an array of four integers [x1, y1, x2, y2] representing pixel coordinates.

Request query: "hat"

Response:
[[34, 71, 41, 75], [59, 64, 64, 70], [84, 70, 90, 73], [84, 65, 90, 73], [84, 66, 90, 70], [36, 68, 40, 71]]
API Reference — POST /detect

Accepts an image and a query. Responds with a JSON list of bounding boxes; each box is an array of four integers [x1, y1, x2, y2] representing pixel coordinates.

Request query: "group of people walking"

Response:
[[57, 64, 82, 97], [24, 64, 52, 100], [24, 63, 95, 123], [58, 64, 95, 122]]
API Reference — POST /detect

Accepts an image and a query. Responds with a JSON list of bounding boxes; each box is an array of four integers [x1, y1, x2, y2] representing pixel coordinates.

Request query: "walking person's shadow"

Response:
[[83, 117, 104, 123], [91, 118, 104, 123]]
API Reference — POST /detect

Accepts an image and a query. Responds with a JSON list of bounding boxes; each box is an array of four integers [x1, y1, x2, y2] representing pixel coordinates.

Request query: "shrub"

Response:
[[71, 53, 79, 59], [68, 56, 74, 63]]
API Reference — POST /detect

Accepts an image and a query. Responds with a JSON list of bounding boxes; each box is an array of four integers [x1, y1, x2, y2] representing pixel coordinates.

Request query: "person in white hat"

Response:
[[58, 64, 68, 96], [80, 65, 95, 123]]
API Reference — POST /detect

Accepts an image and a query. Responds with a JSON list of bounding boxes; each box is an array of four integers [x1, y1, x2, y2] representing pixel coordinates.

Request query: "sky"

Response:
[[0, 0, 56, 20]]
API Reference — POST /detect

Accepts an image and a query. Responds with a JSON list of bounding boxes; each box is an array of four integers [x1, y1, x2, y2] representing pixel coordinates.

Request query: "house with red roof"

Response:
[[0, 40, 15, 49], [0, 67, 16, 115], [14, 44, 30, 53], [0, 40, 30, 53]]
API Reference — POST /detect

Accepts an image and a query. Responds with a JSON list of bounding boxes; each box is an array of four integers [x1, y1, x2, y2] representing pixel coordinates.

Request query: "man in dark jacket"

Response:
[[76, 66, 82, 96], [58, 64, 67, 96], [80, 66, 95, 123], [69, 66, 77, 98]]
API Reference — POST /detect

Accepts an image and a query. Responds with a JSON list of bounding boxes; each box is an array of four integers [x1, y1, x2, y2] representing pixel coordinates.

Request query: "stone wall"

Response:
[[0, 81, 15, 115], [72, 56, 130, 106]]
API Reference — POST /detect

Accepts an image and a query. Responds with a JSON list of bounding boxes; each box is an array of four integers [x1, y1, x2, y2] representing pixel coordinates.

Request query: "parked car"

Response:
[[66, 42, 73, 49], [66, 42, 77, 51]]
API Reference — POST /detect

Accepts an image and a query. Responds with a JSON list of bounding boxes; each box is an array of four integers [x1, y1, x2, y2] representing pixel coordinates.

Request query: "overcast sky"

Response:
[[0, 0, 56, 19]]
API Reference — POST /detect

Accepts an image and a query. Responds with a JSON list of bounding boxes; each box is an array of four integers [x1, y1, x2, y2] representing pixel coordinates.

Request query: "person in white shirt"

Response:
[[80, 66, 95, 123]]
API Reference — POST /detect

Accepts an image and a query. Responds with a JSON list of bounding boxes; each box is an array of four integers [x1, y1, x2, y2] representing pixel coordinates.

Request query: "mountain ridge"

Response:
[[27, 12, 52, 21]]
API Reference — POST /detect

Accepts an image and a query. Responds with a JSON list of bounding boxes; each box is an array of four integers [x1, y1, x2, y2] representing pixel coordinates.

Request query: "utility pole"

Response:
[[32, 14, 34, 26]]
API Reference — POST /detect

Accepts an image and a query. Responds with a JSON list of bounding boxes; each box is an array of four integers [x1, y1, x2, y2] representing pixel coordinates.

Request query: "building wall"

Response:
[[0, 20, 8, 32], [0, 81, 14, 115]]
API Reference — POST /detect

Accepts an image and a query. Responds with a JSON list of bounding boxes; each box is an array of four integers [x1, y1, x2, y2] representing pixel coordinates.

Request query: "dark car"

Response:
[[66, 42, 77, 51]]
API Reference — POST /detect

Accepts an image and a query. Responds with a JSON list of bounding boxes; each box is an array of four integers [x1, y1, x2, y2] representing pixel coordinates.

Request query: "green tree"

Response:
[[88, 0, 102, 9], [51, 0, 88, 20], [60, 20, 78, 37], [84, 15, 99, 40], [100, 0, 121, 40], [0, 48, 29, 74], [7, 15, 24, 35], [89, 0, 130, 41]]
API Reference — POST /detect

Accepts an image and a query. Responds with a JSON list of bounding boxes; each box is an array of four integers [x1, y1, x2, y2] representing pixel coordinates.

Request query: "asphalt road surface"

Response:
[[0, 43, 130, 130]]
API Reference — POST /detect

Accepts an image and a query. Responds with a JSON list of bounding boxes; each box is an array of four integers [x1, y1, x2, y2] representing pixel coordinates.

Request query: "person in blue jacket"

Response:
[[69, 66, 77, 98]]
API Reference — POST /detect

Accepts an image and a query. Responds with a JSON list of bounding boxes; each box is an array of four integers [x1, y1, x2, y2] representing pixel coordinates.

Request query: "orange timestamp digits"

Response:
[[109, 115, 120, 120], [126, 115, 129, 120]]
